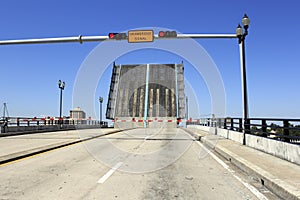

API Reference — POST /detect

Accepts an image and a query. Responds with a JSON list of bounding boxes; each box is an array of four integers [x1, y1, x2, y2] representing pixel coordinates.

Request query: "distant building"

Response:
[[70, 107, 86, 119]]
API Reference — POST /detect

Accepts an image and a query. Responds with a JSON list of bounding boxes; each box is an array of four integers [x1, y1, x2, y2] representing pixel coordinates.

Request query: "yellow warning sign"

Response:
[[128, 30, 154, 43]]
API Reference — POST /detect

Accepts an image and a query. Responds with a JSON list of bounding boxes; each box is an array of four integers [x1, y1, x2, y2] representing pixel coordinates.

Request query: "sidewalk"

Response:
[[0, 128, 122, 164], [185, 128, 300, 200]]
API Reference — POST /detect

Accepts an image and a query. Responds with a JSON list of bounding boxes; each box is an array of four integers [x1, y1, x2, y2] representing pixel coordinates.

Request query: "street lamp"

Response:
[[236, 14, 250, 145], [99, 96, 103, 127], [58, 80, 65, 125]]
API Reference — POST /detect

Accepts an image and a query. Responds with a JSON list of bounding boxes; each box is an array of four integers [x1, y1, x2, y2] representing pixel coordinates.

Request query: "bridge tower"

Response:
[[106, 63, 185, 128]]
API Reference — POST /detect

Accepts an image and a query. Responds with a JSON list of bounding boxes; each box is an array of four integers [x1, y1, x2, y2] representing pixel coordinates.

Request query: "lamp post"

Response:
[[58, 80, 65, 125], [99, 96, 103, 127], [236, 14, 250, 145]]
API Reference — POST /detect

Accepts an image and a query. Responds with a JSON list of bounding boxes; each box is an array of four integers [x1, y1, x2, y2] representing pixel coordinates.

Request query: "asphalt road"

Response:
[[0, 128, 276, 200]]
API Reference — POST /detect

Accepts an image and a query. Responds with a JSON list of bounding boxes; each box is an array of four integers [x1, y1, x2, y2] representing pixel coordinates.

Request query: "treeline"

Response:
[[251, 123, 300, 136]]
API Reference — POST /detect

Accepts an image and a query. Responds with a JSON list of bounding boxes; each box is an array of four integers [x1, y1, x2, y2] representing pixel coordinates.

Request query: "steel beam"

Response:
[[158, 33, 237, 39], [0, 35, 108, 45], [0, 33, 237, 45]]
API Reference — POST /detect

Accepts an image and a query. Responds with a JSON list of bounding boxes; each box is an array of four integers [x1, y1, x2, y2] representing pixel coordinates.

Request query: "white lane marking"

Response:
[[97, 162, 123, 184], [195, 141, 268, 200]]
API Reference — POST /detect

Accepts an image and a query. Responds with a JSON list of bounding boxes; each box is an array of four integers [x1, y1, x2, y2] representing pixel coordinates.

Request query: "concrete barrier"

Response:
[[0, 124, 104, 137], [4, 125, 74, 133], [246, 134, 300, 165], [188, 125, 300, 165], [187, 125, 214, 133]]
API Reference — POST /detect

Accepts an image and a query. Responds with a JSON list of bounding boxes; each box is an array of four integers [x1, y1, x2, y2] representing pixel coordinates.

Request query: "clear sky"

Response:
[[0, 0, 300, 119]]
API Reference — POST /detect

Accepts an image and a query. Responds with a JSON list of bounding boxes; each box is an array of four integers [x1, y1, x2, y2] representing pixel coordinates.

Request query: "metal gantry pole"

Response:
[[240, 39, 249, 145], [236, 14, 251, 145]]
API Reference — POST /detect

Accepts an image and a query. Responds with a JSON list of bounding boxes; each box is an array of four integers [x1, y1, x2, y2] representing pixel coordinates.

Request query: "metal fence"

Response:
[[187, 117, 300, 144], [0, 117, 108, 133]]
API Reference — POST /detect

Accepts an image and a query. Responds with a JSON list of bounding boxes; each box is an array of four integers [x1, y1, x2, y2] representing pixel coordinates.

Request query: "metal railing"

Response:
[[187, 117, 300, 144], [0, 117, 108, 133]]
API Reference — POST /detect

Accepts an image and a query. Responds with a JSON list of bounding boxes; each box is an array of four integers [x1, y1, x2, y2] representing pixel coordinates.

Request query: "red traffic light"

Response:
[[108, 33, 127, 40], [159, 31, 165, 37], [109, 33, 117, 39], [158, 31, 177, 38]]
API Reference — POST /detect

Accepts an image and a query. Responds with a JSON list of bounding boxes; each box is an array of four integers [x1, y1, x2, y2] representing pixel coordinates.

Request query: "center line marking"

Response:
[[97, 162, 123, 184]]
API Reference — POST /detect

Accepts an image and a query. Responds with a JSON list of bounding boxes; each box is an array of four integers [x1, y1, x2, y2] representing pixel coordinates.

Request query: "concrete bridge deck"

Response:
[[186, 127, 300, 200], [0, 128, 299, 199]]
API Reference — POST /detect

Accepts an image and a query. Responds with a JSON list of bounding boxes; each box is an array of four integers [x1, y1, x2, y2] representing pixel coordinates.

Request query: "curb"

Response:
[[0, 126, 112, 137], [184, 128, 300, 200], [0, 140, 81, 165], [180, 128, 202, 141]]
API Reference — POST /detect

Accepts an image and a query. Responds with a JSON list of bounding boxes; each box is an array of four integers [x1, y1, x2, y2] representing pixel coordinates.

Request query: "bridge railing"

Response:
[[4, 117, 102, 126], [187, 117, 300, 144], [0, 117, 108, 133]]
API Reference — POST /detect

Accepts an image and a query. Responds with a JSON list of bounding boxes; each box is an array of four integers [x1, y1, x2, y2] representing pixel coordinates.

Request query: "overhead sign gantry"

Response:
[[0, 30, 237, 45]]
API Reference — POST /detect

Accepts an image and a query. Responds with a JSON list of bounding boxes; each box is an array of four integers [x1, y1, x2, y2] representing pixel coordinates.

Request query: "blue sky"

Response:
[[0, 0, 300, 119]]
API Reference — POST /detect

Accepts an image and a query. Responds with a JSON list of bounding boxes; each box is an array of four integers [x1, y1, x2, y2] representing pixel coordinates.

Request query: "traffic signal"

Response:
[[158, 31, 177, 38], [108, 33, 127, 40]]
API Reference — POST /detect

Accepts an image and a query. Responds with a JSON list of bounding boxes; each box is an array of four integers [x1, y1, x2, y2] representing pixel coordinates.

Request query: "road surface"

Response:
[[0, 128, 277, 199]]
